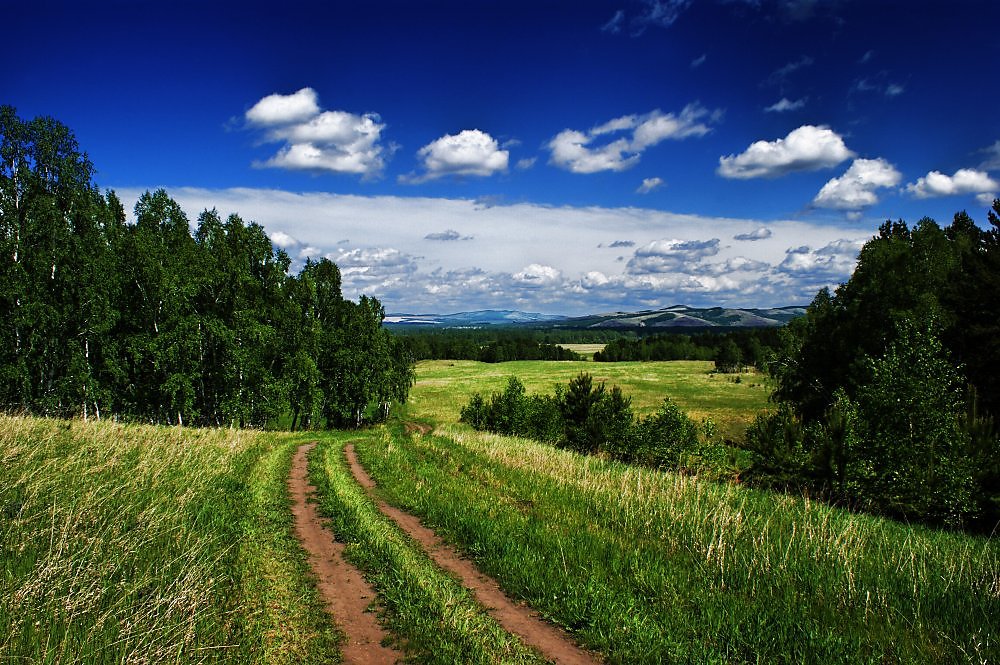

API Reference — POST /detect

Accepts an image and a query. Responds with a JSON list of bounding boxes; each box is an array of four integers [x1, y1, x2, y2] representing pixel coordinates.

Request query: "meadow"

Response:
[[5, 357, 997, 664], [0, 416, 339, 664], [408, 359, 772, 441], [351, 421, 1000, 664]]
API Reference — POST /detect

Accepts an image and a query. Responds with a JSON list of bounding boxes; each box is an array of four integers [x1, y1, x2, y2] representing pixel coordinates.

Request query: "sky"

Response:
[[6, 0, 1000, 315]]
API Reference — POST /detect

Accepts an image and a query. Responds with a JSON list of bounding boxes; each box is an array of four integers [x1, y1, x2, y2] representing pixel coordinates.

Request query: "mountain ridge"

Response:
[[384, 305, 807, 328]]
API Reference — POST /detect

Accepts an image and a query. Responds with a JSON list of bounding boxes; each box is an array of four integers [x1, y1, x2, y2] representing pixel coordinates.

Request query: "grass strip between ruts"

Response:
[[307, 431, 547, 664]]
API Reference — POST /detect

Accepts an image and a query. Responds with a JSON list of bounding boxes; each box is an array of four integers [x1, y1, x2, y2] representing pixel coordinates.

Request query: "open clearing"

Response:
[[408, 359, 772, 441]]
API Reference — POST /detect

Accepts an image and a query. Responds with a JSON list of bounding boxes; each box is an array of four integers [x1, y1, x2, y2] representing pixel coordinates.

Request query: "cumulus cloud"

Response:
[[425, 229, 473, 241], [813, 158, 902, 210], [116, 186, 867, 314], [512, 264, 562, 287], [778, 239, 864, 281], [906, 168, 999, 199], [733, 227, 773, 241], [245, 87, 389, 177], [269, 230, 300, 249], [403, 129, 509, 183], [245, 88, 320, 125], [627, 238, 721, 274], [717, 125, 853, 179], [549, 104, 716, 174], [764, 97, 806, 113], [637, 177, 665, 193], [697, 256, 771, 275]]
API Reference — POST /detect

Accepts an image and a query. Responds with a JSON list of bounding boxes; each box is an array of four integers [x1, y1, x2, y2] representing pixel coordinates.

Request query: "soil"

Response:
[[288, 443, 401, 664], [344, 443, 601, 665]]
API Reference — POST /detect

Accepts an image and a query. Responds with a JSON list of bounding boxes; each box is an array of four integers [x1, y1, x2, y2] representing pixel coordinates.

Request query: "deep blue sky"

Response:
[[7, 0, 1000, 314]]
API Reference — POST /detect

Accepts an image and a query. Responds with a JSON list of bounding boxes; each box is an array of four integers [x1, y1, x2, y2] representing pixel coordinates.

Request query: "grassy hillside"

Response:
[[352, 422, 1000, 664], [0, 416, 339, 664], [408, 359, 772, 441]]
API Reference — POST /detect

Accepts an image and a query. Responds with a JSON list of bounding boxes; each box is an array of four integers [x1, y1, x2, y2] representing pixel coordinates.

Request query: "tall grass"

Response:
[[0, 415, 339, 664], [354, 421, 1000, 664], [308, 432, 547, 664]]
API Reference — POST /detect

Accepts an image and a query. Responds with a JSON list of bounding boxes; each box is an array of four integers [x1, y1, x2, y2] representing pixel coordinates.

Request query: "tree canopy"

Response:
[[0, 106, 413, 428]]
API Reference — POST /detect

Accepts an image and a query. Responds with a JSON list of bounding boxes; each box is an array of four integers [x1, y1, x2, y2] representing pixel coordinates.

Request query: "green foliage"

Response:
[[629, 397, 701, 468], [854, 320, 974, 526], [462, 372, 708, 475], [761, 210, 1000, 530], [0, 108, 413, 428]]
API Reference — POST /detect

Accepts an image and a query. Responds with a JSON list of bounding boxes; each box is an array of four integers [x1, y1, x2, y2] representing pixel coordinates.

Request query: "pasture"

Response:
[[407, 359, 773, 441]]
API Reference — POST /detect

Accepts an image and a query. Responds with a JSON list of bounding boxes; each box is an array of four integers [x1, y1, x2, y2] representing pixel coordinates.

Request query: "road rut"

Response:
[[288, 443, 401, 664], [344, 442, 600, 665]]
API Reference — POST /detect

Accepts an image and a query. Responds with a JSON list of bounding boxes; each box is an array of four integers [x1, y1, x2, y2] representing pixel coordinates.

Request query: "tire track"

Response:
[[288, 443, 401, 664], [344, 442, 601, 665]]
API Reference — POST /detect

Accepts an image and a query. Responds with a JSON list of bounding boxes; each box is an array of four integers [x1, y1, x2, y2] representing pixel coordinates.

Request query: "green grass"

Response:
[[353, 421, 1000, 664], [409, 359, 772, 441], [308, 431, 547, 664], [0, 415, 340, 664]]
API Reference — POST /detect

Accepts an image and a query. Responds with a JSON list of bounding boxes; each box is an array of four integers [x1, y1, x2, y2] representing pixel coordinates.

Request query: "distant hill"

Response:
[[384, 306, 806, 329], [384, 310, 567, 326]]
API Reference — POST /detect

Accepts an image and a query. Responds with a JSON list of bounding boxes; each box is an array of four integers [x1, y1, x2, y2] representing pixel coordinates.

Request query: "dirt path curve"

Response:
[[288, 443, 401, 664], [344, 443, 601, 665]]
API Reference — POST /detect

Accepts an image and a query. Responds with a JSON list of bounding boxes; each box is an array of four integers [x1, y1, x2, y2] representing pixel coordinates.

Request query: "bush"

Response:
[[629, 398, 700, 469]]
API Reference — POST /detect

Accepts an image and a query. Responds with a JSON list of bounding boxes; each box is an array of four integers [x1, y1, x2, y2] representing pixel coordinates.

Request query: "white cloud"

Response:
[[980, 141, 1000, 171], [245, 88, 388, 177], [733, 227, 773, 241], [627, 238, 721, 274], [516, 157, 537, 170], [549, 104, 715, 174], [906, 168, 999, 199], [977, 193, 998, 206], [581, 271, 611, 288], [269, 230, 300, 249], [403, 129, 509, 183], [245, 88, 320, 125], [764, 97, 806, 113], [690, 53, 707, 68], [512, 264, 562, 287], [637, 177, 665, 193], [115, 186, 868, 314], [778, 239, 864, 280], [813, 158, 902, 210], [717, 125, 854, 179]]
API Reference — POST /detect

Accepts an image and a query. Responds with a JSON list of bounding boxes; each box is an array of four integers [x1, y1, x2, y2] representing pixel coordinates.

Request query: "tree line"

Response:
[[0, 107, 413, 428], [397, 332, 580, 362], [593, 328, 782, 372], [752, 209, 1000, 530]]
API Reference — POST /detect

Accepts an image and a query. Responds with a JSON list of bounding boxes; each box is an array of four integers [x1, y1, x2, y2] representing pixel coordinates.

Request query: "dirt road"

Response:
[[288, 443, 401, 664]]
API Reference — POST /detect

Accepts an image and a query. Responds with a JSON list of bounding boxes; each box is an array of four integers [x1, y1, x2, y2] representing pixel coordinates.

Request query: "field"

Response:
[[4, 358, 998, 664], [0, 416, 339, 664], [349, 422, 1000, 663], [556, 343, 607, 360], [408, 359, 773, 441]]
